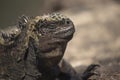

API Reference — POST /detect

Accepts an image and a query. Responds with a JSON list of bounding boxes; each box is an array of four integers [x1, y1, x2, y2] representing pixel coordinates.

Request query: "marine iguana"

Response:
[[0, 13, 99, 80]]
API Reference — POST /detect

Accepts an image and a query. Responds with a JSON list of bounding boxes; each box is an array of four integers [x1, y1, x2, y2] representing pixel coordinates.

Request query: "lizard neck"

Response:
[[37, 44, 67, 74], [36, 42, 67, 68], [31, 36, 68, 70]]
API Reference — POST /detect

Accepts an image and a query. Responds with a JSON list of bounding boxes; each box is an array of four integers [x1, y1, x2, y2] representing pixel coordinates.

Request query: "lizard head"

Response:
[[31, 13, 75, 68], [35, 13, 75, 42]]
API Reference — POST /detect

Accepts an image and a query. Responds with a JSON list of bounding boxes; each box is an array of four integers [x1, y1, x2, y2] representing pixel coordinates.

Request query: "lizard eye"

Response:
[[49, 26, 54, 29], [48, 25, 56, 29]]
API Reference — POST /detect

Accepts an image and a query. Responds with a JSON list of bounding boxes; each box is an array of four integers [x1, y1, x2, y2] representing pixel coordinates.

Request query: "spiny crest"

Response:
[[0, 23, 21, 45], [0, 29, 19, 45], [0, 15, 36, 46], [18, 15, 30, 30]]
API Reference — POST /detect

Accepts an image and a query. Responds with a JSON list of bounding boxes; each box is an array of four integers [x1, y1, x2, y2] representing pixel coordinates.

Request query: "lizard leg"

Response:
[[57, 60, 82, 80], [81, 64, 100, 80]]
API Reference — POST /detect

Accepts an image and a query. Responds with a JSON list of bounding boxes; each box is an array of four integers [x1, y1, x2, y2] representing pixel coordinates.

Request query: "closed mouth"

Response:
[[54, 26, 75, 41]]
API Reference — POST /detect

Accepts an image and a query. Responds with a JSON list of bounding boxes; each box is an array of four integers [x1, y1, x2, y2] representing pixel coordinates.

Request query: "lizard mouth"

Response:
[[54, 26, 75, 41]]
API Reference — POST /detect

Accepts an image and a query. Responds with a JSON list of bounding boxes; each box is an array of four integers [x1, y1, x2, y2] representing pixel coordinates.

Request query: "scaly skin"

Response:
[[0, 13, 99, 80], [0, 13, 75, 80], [0, 15, 40, 80]]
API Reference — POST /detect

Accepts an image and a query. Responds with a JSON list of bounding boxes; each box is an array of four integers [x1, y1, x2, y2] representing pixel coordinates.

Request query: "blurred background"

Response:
[[0, 0, 120, 68]]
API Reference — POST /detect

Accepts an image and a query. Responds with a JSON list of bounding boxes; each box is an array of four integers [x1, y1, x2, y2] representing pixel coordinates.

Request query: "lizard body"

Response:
[[0, 13, 98, 80]]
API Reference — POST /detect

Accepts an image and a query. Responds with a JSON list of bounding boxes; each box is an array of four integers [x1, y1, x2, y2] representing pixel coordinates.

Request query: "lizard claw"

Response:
[[81, 64, 100, 80]]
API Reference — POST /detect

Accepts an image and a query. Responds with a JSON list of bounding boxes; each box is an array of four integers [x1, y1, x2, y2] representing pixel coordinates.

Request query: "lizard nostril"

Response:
[[66, 21, 70, 24], [65, 19, 71, 25]]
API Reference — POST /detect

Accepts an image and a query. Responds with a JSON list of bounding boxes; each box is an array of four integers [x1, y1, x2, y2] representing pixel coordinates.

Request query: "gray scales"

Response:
[[0, 13, 99, 80]]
